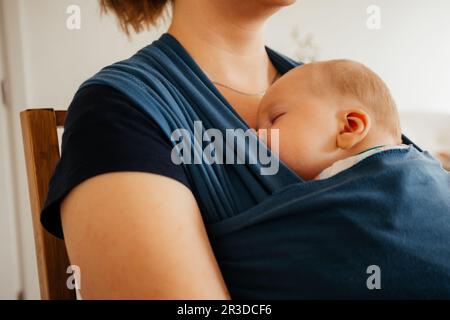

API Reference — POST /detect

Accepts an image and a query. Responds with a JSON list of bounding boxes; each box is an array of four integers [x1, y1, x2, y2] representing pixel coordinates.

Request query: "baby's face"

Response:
[[257, 68, 341, 179]]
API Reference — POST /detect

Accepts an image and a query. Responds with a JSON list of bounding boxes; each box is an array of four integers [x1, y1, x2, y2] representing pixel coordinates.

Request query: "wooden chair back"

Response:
[[20, 109, 76, 300]]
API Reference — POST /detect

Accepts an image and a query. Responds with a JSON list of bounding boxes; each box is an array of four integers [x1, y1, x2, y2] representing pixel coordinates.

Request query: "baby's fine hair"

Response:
[[302, 59, 402, 142]]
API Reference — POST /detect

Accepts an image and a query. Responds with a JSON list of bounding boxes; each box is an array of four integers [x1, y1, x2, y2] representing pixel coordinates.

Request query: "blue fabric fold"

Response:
[[78, 33, 450, 299]]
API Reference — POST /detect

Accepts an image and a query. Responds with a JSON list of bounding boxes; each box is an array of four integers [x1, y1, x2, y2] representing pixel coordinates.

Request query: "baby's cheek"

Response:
[[276, 130, 303, 168], [277, 128, 323, 179], [258, 127, 275, 149]]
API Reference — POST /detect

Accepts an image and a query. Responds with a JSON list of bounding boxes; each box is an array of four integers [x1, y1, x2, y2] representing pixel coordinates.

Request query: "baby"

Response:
[[258, 59, 405, 180]]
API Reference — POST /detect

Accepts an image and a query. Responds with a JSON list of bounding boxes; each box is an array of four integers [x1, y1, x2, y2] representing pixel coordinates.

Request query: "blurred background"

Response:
[[0, 0, 449, 299]]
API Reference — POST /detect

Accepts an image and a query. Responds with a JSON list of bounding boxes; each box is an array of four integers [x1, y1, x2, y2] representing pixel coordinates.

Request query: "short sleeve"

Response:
[[41, 84, 191, 239]]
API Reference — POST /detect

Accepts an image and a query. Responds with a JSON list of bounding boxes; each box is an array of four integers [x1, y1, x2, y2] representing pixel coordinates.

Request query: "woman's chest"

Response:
[[218, 91, 262, 129]]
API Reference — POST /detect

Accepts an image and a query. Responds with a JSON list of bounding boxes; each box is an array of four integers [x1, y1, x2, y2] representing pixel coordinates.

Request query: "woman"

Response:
[[42, 0, 450, 299], [42, 0, 297, 299]]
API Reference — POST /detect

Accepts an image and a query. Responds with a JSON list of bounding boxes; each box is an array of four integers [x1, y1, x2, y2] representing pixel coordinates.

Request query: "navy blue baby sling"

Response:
[[79, 33, 450, 299]]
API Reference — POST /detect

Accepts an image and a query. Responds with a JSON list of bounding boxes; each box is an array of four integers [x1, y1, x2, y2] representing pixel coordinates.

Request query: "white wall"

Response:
[[1, 0, 449, 299], [21, 0, 165, 108], [0, 0, 22, 300], [267, 0, 450, 115], [1, 0, 38, 300]]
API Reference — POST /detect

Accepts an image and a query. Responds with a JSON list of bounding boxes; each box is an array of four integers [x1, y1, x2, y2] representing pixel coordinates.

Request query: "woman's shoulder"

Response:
[[72, 38, 177, 125], [79, 36, 170, 89], [41, 83, 191, 239], [63, 83, 182, 166], [65, 84, 154, 128], [64, 83, 192, 194]]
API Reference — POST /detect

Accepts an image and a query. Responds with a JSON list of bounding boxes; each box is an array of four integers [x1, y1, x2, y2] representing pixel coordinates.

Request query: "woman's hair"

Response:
[[99, 0, 172, 34]]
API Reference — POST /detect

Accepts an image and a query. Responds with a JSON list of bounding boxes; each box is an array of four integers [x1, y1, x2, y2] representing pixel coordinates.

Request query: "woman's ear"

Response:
[[336, 109, 371, 149]]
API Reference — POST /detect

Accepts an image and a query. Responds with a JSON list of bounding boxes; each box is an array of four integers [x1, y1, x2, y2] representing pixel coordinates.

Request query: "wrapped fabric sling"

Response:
[[78, 33, 450, 299]]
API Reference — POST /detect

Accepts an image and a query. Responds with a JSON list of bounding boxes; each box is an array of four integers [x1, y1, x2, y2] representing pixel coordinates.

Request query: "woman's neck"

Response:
[[167, 0, 281, 92]]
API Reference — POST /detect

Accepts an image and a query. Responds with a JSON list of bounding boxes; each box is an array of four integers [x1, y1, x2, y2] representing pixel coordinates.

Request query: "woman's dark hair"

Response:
[[99, 0, 172, 34]]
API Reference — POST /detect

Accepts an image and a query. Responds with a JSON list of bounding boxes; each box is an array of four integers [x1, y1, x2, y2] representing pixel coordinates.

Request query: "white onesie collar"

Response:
[[316, 144, 410, 180]]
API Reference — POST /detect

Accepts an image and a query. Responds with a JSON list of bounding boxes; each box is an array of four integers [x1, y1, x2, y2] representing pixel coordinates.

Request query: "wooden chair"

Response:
[[20, 109, 76, 300]]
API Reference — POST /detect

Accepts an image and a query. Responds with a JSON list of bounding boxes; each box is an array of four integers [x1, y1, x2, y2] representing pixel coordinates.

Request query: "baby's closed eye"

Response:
[[269, 112, 286, 125]]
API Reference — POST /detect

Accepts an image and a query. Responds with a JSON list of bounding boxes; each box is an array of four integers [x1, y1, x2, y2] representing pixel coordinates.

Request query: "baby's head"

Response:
[[258, 59, 402, 180]]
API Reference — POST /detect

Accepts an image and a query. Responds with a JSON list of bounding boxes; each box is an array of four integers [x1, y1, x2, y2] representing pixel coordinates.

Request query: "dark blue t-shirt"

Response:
[[41, 84, 191, 239]]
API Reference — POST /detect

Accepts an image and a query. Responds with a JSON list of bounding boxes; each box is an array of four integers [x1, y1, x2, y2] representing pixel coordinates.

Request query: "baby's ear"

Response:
[[336, 109, 371, 150]]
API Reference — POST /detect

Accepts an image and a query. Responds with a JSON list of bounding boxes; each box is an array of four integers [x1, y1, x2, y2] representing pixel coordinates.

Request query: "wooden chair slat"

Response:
[[20, 109, 76, 300]]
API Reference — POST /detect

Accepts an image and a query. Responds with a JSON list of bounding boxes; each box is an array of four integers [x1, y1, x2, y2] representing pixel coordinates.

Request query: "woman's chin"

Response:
[[257, 0, 297, 7], [270, 0, 297, 6]]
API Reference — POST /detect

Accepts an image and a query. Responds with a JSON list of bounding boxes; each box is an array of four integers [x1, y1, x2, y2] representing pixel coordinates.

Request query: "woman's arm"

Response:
[[61, 172, 230, 299]]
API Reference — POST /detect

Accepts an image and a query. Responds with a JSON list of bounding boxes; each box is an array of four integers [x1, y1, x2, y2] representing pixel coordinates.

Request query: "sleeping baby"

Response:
[[257, 59, 408, 180], [251, 59, 450, 298]]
